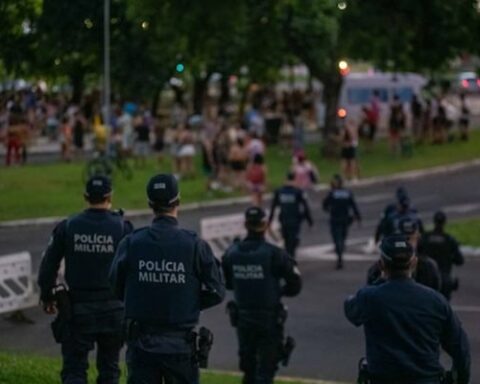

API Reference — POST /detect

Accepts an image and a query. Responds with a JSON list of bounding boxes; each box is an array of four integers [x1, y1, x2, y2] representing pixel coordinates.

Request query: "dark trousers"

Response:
[[330, 221, 349, 265], [61, 331, 122, 384], [237, 323, 283, 384], [127, 347, 198, 384], [281, 225, 300, 258]]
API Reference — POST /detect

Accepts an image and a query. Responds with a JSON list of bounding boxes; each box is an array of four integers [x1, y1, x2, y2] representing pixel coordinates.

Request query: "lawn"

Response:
[[448, 218, 480, 247], [0, 352, 340, 384], [1, 130, 480, 221]]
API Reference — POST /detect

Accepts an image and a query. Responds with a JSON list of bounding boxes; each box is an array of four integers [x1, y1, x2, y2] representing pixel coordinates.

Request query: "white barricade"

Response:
[[200, 213, 282, 257], [0, 252, 38, 314]]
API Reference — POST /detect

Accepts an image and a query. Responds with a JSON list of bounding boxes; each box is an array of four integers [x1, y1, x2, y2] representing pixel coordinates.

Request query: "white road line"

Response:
[[452, 306, 480, 313], [357, 193, 391, 204], [444, 203, 480, 214]]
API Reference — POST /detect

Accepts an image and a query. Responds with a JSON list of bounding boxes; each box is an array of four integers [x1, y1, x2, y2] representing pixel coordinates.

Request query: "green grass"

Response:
[[448, 218, 480, 247], [1, 130, 480, 221], [0, 352, 338, 384]]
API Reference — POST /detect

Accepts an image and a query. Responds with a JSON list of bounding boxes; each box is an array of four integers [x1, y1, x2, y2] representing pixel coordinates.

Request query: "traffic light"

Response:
[[176, 63, 185, 73]]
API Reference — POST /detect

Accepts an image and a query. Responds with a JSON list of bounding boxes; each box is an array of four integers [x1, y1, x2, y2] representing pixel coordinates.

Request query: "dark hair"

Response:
[[85, 195, 109, 205], [149, 201, 179, 215], [236, 137, 244, 147], [253, 153, 264, 165]]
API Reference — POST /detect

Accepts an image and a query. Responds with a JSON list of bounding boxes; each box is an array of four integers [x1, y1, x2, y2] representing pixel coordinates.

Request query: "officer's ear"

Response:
[[409, 256, 418, 272]]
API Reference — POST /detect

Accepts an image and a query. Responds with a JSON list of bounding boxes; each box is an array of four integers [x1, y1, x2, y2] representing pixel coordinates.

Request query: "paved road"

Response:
[[1, 164, 480, 383]]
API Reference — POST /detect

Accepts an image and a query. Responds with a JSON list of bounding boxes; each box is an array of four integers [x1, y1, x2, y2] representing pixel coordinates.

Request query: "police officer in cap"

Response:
[[419, 211, 465, 300], [222, 206, 302, 384], [268, 171, 313, 258], [377, 194, 424, 242], [374, 186, 409, 243], [38, 175, 133, 384], [345, 235, 471, 384], [109, 173, 225, 384], [322, 174, 361, 269], [367, 216, 441, 291]]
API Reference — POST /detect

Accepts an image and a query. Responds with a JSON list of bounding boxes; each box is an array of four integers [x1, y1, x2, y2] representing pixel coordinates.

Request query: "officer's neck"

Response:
[[246, 230, 265, 240], [88, 202, 111, 210]]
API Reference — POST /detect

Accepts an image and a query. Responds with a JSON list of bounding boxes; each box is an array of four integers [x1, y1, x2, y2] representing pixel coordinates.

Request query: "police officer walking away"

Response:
[[109, 174, 225, 384], [38, 175, 133, 384], [345, 235, 470, 384], [419, 211, 465, 301], [367, 217, 441, 291], [268, 172, 313, 258], [323, 174, 361, 270], [222, 207, 302, 384]]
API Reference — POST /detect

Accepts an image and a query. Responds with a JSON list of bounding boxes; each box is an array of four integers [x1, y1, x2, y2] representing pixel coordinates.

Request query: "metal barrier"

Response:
[[0, 252, 38, 314], [200, 213, 282, 257]]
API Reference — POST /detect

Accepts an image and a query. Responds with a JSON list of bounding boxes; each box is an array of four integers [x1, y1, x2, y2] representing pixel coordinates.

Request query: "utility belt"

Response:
[[226, 301, 288, 328], [124, 319, 214, 369], [357, 358, 456, 384], [226, 301, 295, 367], [69, 288, 116, 303]]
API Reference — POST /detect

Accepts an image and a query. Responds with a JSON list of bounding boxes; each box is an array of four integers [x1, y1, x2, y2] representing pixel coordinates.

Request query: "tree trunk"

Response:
[[171, 85, 185, 106], [219, 74, 230, 111], [320, 71, 343, 157], [238, 81, 251, 121], [193, 74, 211, 115], [70, 73, 84, 104], [150, 86, 162, 117]]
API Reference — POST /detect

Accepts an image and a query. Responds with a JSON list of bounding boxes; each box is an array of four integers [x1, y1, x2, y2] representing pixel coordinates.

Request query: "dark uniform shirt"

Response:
[[322, 188, 361, 223], [268, 185, 313, 228], [109, 216, 225, 329], [345, 278, 470, 383], [38, 209, 133, 332], [419, 230, 464, 277], [381, 209, 424, 239], [222, 234, 302, 311]]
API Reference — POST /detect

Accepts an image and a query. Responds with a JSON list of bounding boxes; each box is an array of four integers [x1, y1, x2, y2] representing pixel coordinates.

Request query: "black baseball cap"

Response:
[[245, 206, 267, 227], [398, 217, 419, 236], [380, 235, 415, 268], [146, 174, 180, 206], [395, 186, 408, 201], [85, 175, 112, 199], [433, 211, 447, 225]]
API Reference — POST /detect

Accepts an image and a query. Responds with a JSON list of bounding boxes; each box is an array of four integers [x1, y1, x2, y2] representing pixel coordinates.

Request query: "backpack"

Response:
[[247, 164, 265, 184]]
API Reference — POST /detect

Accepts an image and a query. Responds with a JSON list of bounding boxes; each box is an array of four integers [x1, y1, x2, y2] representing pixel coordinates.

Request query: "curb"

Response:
[[206, 369, 347, 384], [1, 158, 480, 228]]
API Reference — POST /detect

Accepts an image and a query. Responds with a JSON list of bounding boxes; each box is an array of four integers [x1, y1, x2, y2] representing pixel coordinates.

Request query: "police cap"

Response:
[[245, 206, 267, 227], [147, 174, 180, 206], [395, 186, 408, 201], [85, 175, 112, 199], [380, 235, 415, 268]]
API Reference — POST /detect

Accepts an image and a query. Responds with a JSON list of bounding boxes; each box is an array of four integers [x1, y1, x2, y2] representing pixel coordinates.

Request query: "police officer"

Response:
[[38, 175, 133, 384], [222, 206, 302, 384], [367, 217, 441, 291], [345, 235, 471, 384], [376, 194, 424, 242], [374, 186, 409, 243], [418, 211, 465, 300], [109, 174, 225, 384], [322, 174, 361, 270], [268, 172, 313, 258]]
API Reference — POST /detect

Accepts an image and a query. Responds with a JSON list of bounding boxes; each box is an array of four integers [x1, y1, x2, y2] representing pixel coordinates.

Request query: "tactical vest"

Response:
[[123, 226, 202, 327], [64, 210, 125, 299], [278, 187, 302, 226], [229, 241, 282, 311]]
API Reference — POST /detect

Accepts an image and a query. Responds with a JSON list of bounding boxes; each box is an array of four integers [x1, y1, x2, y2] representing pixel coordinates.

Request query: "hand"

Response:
[[42, 301, 57, 315]]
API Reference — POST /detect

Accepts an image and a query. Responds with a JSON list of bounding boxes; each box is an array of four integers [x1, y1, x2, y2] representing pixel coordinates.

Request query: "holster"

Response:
[[279, 335, 296, 367], [226, 301, 239, 327], [50, 285, 72, 343], [195, 326, 214, 369], [357, 358, 370, 384]]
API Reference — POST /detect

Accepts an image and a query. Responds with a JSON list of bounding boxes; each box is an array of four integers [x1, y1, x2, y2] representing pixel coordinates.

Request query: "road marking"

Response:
[[356, 193, 391, 204], [452, 306, 480, 313], [444, 203, 480, 214]]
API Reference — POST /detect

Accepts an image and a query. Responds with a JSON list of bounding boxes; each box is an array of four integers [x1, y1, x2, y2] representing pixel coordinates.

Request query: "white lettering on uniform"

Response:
[[333, 190, 350, 199], [279, 194, 296, 204], [233, 264, 265, 280], [137, 259, 187, 284], [73, 233, 115, 254]]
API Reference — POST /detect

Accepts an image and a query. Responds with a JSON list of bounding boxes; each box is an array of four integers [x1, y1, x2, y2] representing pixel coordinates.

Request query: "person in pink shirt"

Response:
[[291, 152, 318, 191]]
